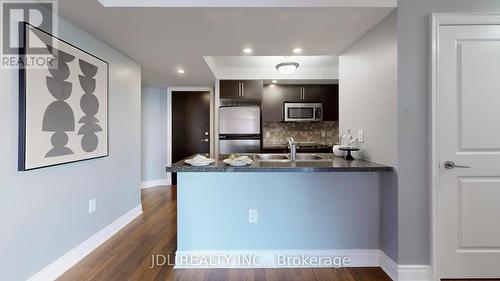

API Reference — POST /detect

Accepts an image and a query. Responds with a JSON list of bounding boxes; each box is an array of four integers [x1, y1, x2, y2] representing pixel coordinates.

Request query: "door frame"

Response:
[[430, 13, 500, 281], [167, 87, 214, 185]]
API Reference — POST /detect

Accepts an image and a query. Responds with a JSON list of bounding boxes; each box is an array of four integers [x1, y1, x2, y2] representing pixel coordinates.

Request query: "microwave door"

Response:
[[286, 106, 315, 121]]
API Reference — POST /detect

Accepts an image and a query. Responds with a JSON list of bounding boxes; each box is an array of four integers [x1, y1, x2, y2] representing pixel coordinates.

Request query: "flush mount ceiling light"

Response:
[[177, 69, 185, 74], [243, 48, 253, 54], [293, 48, 302, 54], [276, 62, 299, 74]]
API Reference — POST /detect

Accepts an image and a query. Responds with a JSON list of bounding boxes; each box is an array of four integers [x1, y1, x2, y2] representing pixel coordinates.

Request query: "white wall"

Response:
[[339, 11, 397, 167], [339, 11, 398, 263], [0, 12, 142, 281], [141, 86, 168, 183], [397, 0, 500, 266]]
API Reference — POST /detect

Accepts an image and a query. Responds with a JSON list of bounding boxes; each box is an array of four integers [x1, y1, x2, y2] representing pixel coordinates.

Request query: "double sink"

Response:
[[255, 153, 327, 162]]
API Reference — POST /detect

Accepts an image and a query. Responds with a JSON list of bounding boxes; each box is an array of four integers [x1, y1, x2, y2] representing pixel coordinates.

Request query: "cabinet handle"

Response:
[[241, 81, 244, 97]]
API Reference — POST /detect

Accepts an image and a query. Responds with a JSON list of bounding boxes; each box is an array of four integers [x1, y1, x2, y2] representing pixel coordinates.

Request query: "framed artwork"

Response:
[[19, 22, 109, 171]]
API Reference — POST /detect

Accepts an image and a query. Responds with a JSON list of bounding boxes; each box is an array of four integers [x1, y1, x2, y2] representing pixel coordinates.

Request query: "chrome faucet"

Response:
[[288, 137, 297, 160]]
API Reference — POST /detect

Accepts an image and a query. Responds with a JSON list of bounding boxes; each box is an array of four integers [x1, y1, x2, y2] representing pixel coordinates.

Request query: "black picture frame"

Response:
[[18, 22, 109, 171]]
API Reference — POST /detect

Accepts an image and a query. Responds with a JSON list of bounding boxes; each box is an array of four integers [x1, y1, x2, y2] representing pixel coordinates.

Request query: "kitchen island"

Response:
[[167, 153, 394, 268]]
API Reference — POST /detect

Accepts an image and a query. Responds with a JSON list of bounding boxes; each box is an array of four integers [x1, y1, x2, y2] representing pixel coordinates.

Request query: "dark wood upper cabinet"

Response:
[[262, 84, 339, 122], [320, 84, 339, 121], [283, 85, 301, 101], [219, 80, 241, 99], [262, 85, 284, 122], [242, 80, 263, 99], [222, 81, 338, 122], [302, 85, 323, 102], [282, 85, 324, 102], [220, 80, 263, 100]]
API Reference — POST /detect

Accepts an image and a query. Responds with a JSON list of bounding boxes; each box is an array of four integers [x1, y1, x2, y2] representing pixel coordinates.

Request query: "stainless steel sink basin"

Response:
[[256, 153, 326, 161], [294, 154, 325, 160], [256, 154, 289, 160]]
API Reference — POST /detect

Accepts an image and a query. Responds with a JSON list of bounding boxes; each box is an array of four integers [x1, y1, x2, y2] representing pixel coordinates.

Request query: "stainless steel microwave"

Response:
[[284, 102, 323, 122]]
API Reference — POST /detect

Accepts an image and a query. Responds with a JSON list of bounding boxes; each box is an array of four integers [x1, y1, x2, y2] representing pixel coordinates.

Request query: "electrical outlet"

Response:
[[265, 131, 271, 138], [358, 130, 364, 143], [89, 198, 96, 214], [321, 131, 326, 137], [248, 208, 258, 224]]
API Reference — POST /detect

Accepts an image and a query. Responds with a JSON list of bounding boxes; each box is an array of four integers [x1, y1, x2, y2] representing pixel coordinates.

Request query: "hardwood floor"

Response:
[[58, 186, 391, 281]]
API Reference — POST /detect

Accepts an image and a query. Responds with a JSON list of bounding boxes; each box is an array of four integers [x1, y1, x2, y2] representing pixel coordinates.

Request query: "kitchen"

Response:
[[218, 80, 339, 155], [167, 11, 397, 273]]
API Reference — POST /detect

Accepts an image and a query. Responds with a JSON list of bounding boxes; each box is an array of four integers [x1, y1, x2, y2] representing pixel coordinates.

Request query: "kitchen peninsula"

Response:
[[166, 154, 393, 268], [167, 153, 392, 173]]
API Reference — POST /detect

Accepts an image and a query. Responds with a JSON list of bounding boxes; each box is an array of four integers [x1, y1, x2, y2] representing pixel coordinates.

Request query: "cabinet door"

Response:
[[283, 85, 302, 101], [220, 80, 241, 99], [241, 80, 263, 100], [303, 85, 323, 102], [320, 85, 339, 121], [262, 85, 284, 121]]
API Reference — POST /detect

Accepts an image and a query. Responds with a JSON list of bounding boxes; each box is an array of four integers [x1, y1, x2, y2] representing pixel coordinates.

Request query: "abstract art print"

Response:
[[19, 23, 108, 171]]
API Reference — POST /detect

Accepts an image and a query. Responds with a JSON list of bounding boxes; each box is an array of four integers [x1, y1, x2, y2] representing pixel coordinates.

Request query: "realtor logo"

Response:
[[1, 0, 58, 68]]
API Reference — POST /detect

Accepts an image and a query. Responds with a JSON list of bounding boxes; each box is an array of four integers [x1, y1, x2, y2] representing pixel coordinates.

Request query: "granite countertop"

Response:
[[166, 153, 394, 173]]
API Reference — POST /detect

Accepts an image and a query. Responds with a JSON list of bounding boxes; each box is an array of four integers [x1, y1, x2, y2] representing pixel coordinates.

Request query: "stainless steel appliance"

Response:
[[284, 102, 323, 122], [219, 106, 261, 153]]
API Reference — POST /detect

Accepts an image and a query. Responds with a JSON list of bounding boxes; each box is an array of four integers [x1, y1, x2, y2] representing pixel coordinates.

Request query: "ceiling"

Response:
[[58, 1, 394, 86], [206, 56, 339, 80], [209, 56, 338, 68], [97, 0, 397, 8]]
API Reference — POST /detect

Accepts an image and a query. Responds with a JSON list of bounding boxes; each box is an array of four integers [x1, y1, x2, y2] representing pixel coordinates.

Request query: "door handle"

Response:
[[443, 161, 471, 169], [201, 138, 209, 143]]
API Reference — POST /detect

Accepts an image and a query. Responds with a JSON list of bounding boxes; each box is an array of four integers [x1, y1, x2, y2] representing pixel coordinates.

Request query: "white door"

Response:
[[438, 24, 500, 278]]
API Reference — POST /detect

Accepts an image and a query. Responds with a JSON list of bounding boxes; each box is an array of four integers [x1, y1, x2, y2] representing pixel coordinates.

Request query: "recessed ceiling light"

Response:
[[272, 80, 278, 83], [276, 62, 299, 75], [293, 48, 302, 54], [177, 69, 185, 74], [243, 48, 253, 54]]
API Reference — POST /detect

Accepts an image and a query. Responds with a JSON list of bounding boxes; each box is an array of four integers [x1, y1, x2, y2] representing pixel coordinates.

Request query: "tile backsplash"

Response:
[[263, 121, 339, 146]]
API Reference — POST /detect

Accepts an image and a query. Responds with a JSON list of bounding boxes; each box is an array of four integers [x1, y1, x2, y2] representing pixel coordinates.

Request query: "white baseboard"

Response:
[[27, 204, 143, 281], [175, 250, 431, 281], [174, 249, 381, 269], [141, 178, 169, 189], [398, 265, 432, 281], [379, 252, 432, 281], [380, 251, 398, 281]]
